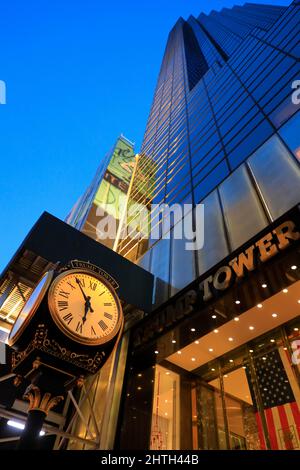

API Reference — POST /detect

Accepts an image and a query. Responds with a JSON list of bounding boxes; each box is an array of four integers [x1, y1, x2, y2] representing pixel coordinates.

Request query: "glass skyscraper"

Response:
[[62, 1, 300, 451], [116, 0, 300, 307], [115, 1, 300, 451], [1, 1, 299, 452]]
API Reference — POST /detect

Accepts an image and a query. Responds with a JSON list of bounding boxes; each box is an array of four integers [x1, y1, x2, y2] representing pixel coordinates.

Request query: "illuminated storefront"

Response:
[[117, 208, 300, 450]]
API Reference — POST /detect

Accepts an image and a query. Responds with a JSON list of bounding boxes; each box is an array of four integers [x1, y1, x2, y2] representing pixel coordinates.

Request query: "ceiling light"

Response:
[[191, 357, 196, 362], [209, 348, 213, 352], [262, 284, 267, 288], [228, 337, 234, 342], [249, 349, 254, 353], [138, 373, 142, 377], [154, 350, 159, 354], [297, 300, 300, 304], [235, 300, 241, 305], [272, 313, 278, 318], [165, 413, 168, 416], [234, 317, 239, 322], [283, 289, 288, 293], [294, 327, 299, 332], [262, 357, 267, 361], [7, 420, 25, 431], [212, 315, 217, 319], [242, 366, 246, 369], [270, 339, 275, 343], [177, 351, 182, 355], [195, 340, 199, 345], [291, 265, 297, 270], [224, 374, 228, 378], [137, 386, 142, 390], [214, 329, 219, 333], [172, 340, 176, 344], [249, 326, 255, 331], [229, 359, 234, 363], [166, 372, 170, 375], [211, 368, 215, 371], [7, 419, 45, 436], [165, 399, 168, 403], [284, 347, 288, 351], [257, 304, 263, 309], [191, 328, 196, 332]]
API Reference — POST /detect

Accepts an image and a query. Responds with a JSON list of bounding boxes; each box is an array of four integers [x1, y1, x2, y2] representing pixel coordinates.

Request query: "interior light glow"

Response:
[[7, 420, 45, 436]]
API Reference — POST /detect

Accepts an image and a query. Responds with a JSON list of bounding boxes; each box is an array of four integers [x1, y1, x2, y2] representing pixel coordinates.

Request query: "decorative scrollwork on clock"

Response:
[[12, 325, 106, 373]]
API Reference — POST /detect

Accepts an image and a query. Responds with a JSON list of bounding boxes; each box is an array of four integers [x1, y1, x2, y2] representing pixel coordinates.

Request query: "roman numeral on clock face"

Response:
[[59, 290, 70, 299], [91, 326, 97, 336], [76, 322, 83, 334], [58, 300, 68, 311], [98, 320, 108, 331], [104, 302, 112, 306], [89, 281, 97, 291], [104, 312, 113, 320], [63, 313, 73, 325]]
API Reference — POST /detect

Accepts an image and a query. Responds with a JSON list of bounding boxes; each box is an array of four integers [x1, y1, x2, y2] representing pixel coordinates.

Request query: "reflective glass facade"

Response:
[[66, 135, 135, 249], [115, 1, 300, 308], [115, 4, 300, 450], [63, 2, 300, 452]]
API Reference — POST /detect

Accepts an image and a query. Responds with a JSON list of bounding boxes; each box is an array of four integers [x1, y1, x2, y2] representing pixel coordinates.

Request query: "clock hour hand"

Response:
[[82, 296, 94, 324], [85, 296, 94, 313], [82, 301, 89, 324]]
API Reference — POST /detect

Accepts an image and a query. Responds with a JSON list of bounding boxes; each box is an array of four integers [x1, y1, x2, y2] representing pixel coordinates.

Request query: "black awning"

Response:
[[0, 212, 154, 313]]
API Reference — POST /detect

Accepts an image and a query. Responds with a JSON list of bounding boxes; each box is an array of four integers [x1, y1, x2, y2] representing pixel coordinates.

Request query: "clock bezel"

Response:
[[8, 270, 54, 346], [48, 268, 123, 346]]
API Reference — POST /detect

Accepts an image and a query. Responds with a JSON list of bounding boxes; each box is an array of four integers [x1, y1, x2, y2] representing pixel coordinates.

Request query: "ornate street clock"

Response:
[[8, 260, 124, 378], [48, 269, 122, 346]]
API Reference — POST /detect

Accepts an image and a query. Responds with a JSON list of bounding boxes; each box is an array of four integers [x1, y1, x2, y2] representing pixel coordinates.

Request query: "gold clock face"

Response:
[[8, 271, 54, 346], [48, 269, 122, 346]]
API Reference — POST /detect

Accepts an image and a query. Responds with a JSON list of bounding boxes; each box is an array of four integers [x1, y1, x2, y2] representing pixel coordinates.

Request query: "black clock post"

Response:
[[17, 361, 68, 450]]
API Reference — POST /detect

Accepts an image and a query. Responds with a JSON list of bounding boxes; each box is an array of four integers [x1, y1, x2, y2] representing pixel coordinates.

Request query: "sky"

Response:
[[0, 0, 291, 272]]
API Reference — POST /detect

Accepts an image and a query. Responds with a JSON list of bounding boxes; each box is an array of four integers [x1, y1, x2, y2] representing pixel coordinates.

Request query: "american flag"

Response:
[[249, 348, 300, 450]]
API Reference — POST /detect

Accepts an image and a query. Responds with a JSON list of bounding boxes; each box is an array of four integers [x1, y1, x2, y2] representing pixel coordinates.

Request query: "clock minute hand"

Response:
[[75, 277, 88, 301]]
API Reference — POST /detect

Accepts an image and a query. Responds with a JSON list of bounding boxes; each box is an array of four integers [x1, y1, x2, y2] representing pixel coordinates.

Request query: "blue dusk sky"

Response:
[[0, 0, 291, 271]]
